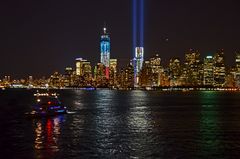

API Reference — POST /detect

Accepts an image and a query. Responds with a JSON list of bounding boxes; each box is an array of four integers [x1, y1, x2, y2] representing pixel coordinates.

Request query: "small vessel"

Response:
[[26, 92, 67, 117]]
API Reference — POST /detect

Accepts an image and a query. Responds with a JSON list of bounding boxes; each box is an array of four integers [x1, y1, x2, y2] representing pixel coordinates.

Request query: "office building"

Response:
[[203, 56, 214, 86]]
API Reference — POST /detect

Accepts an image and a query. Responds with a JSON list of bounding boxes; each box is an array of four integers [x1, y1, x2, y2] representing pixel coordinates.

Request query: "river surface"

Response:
[[0, 89, 240, 159]]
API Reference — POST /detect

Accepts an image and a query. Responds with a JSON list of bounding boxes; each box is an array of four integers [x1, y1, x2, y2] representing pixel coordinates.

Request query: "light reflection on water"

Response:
[[94, 90, 120, 156], [128, 90, 151, 132], [33, 115, 65, 158], [199, 91, 222, 158], [2, 90, 240, 158], [127, 91, 156, 158]]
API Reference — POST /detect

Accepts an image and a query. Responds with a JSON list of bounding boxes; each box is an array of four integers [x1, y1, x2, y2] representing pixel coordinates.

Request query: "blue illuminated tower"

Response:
[[100, 26, 110, 79], [133, 0, 144, 86]]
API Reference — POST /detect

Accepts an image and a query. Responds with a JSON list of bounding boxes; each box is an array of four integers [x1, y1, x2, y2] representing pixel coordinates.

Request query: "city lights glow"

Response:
[[206, 56, 213, 59]]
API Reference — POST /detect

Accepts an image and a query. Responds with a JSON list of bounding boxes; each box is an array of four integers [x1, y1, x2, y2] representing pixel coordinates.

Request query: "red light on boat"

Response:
[[48, 101, 51, 105]]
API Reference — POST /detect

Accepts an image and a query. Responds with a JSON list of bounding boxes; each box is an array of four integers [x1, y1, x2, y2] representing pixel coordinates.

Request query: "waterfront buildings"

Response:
[[1, 48, 240, 90], [2, 76, 11, 87], [49, 72, 63, 88], [1, 27, 239, 90]]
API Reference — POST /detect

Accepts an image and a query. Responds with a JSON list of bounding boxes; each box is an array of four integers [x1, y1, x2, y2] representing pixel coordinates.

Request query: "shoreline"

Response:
[[1, 87, 240, 92]]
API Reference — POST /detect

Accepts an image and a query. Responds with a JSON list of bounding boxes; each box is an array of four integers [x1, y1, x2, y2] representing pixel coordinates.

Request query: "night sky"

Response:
[[1, 0, 240, 78]]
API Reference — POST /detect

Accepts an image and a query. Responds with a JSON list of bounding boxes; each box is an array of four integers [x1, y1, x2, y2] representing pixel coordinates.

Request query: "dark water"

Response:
[[1, 89, 240, 159]]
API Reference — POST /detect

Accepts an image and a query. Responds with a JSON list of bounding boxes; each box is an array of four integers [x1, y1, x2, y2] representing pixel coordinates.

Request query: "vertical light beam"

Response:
[[140, 0, 144, 47], [133, 0, 144, 87], [133, 0, 137, 56]]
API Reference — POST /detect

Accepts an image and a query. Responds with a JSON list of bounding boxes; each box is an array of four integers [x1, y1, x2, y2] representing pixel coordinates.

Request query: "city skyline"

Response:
[[1, 48, 240, 79], [1, 0, 240, 78], [2, 49, 240, 90], [2, 1, 240, 159]]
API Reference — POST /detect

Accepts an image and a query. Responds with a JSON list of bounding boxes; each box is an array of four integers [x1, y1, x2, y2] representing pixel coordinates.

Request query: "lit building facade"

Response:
[[213, 50, 226, 87], [49, 72, 64, 88], [149, 54, 162, 86], [118, 63, 134, 89], [160, 68, 170, 87], [76, 58, 91, 77], [63, 67, 73, 87], [109, 59, 118, 87], [235, 52, 240, 87], [75, 58, 92, 87], [94, 63, 108, 87], [236, 52, 240, 70], [203, 56, 214, 86], [169, 58, 181, 86], [225, 67, 236, 88], [139, 60, 152, 87], [100, 27, 110, 79], [76, 58, 86, 76], [184, 49, 202, 86], [139, 54, 164, 87]]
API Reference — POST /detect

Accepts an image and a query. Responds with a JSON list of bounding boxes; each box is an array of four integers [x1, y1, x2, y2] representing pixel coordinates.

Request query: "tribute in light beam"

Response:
[[133, 0, 137, 53], [140, 0, 144, 47], [133, 0, 144, 87]]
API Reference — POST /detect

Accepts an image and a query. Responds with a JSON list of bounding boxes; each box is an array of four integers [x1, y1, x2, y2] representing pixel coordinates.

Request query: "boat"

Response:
[[26, 92, 67, 117]]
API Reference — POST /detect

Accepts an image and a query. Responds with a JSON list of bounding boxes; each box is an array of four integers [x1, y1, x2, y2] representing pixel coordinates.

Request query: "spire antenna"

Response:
[[103, 22, 107, 34]]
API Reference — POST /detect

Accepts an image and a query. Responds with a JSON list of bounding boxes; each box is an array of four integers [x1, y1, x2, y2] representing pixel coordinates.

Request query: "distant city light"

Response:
[[206, 56, 213, 59]]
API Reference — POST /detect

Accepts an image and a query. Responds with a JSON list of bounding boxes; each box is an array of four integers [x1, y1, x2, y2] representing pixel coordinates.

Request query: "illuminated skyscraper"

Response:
[[82, 61, 92, 81], [235, 52, 240, 87], [63, 67, 73, 87], [150, 54, 162, 86], [119, 63, 134, 89], [76, 58, 92, 84], [139, 60, 151, 87], [100, 26, 110, 79], [76, 58, 87, 76], [133, 0, 144, 86], [109, 59, 117, 87], [213, 50, 226, 87], [133, 47, 144, 85], [203, 56, 214, 86], [184, 49, 202, 86], [169, 58, 181, 86], [236, 52, 240, 71], [94, 63, 110, 87]]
